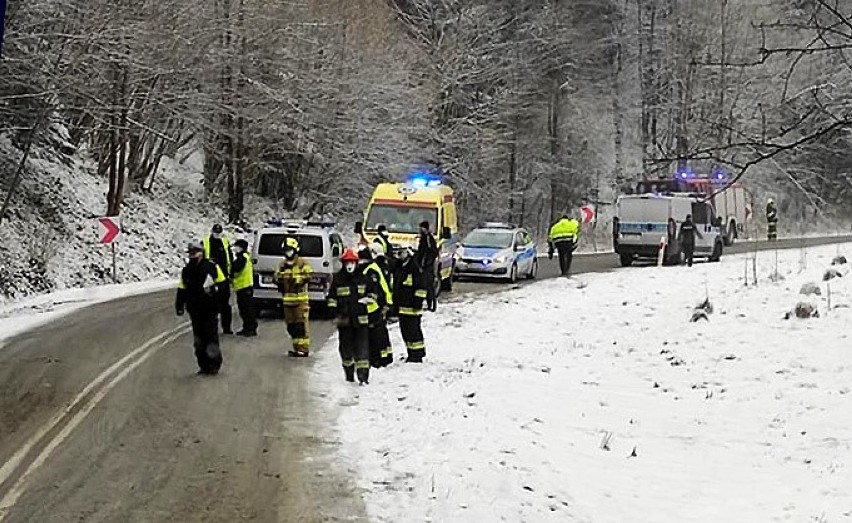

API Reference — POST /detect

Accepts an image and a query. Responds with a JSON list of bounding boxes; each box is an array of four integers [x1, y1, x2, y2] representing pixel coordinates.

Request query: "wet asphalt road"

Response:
[[0, 234, 849, 522]]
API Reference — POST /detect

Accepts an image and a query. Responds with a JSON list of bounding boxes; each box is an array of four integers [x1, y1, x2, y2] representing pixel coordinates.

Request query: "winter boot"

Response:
[[344, 366, 355, 383], [356, 367, 370, 385]]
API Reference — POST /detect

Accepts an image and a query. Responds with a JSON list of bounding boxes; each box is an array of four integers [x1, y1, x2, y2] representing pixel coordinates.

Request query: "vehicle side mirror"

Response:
[[331, 245, 341, 257], [441, 226, 452, 240], [354, 222, 363, 234], [514, 244, 523, 252]]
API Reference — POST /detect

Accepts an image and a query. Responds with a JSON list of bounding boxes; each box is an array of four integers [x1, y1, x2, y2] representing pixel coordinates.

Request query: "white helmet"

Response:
[[370, 242, 386, 259]]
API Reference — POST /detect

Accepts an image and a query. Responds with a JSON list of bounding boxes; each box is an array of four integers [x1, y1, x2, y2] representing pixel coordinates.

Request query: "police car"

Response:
[[453, 223, 538, 283], [251, 220, 345, 310]]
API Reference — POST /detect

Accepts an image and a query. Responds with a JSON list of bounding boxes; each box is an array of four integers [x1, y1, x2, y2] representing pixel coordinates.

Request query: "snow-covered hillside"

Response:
[[0, 136, 273, 306], [320, 244, 851, 522]]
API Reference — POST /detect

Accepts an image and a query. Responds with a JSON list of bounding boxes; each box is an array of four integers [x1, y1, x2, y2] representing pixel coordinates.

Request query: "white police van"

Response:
[[613, 194, 724, 267], [251, 220, 345, 310]]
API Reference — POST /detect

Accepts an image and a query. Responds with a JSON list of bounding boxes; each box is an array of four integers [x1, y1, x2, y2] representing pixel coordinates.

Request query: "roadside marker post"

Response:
[[657, 236, 667, 267], [97, 217, 121, 283]]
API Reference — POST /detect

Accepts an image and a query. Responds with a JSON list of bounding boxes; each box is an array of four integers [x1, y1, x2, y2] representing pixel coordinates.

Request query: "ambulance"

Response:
[[356, 172, 459, 294]]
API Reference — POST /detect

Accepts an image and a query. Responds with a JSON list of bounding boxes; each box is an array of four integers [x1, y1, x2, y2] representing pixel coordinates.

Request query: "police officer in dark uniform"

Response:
[[678, 214, 703, 267]]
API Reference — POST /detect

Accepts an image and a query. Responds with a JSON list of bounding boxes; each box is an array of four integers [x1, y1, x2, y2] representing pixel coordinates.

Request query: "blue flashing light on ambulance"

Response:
[[355, 168, 459, 294]]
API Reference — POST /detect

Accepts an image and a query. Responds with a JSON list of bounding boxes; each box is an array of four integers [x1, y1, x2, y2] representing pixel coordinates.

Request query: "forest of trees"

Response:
[[1, 0, 851, 234]]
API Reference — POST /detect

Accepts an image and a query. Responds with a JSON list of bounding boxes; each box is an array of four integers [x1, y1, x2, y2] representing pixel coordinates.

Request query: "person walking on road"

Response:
[[274, 237, 313, 357], [364, 244, 394, 368], [176, 241, 227, 375], [678, 214, 703, 267], [204, 224, 234, 334], [393, 246, 428, 363], [766, 198, 779, 241], [415, 220, 439, 312], [548, 214, 580, 276], [328, 249, 379, 385], [230, 239, 257, 337]]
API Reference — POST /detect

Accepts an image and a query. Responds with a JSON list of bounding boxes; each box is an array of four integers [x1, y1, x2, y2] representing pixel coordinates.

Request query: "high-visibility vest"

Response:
[[549, 219, 579, 243], [203, 235, 232, 274], [232, 252, 253, 291], [365, 262, 393, 306]]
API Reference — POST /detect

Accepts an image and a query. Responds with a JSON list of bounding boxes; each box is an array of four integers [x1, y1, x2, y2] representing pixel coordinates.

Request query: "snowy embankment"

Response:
[[0, 134, 272, 306], [0, 280, 175, 347], [320, 244, 851, 522]]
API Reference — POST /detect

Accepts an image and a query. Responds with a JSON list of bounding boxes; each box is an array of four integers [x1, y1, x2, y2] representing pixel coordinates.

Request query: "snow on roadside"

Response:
[[0, 279, 176, 347], [319, 243, 852, 522]]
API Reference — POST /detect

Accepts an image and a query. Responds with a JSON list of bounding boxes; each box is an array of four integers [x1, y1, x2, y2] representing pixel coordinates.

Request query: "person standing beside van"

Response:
[[415, 220, 439, 312], [678, 214, 703, 267], [230, 239, 257, 336], [275, 237, 313, 357], [204, 224, 234, 334]]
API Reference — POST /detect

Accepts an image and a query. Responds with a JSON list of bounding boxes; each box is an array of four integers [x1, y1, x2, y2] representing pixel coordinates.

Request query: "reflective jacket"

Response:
[[364, 261, 393, 324], [203, 235, 232, 275], [231, 252, 253, 291], [274, 257, 312, 306], [373, 235, 391, 257], [176, 259, 227, 315], [393, 259, 428, 316], [549, 218, 580, 244], [327, 269, 379, 327]]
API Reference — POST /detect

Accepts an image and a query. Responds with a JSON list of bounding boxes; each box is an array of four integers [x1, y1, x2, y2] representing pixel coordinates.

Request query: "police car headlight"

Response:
[[494, 255, 510, 264]]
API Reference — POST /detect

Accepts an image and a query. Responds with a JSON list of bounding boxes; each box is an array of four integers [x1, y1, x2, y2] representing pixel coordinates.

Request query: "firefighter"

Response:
[[415, 220, 439, 312], [176, 241, 227, 375], [766, 198, 778, 241], [274, 237, 313, 357], [548, 214, 580, 276], [230, 239, 257, 337], [393, 246, 428, 363], [203, 224, 233, 334], [364, 243, 394, 368], [328, 249, 379, 384], [678, 214, 703, 267]]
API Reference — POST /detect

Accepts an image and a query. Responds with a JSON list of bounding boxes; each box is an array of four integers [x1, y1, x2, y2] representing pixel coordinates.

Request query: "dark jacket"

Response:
[[416, 231, 439, 271], [393, 258, 428, 315], [327, 268, 379, 328], [678, 219, 702, 247], [176, 259, 227, 315]]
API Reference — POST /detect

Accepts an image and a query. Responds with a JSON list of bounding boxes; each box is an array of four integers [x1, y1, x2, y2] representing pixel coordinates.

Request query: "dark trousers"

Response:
[[339, 326, 370, 383], [400, 314, 425, 362], [235, 287, 257, 334], [768, 221, 778, 241], [190, 312, 222, 374], [218, 287, 232, 333], [369, 320, 393, 368], [555, 241, 574, 275], [682, 242, 695, 267], [424, 261, 437, 311]]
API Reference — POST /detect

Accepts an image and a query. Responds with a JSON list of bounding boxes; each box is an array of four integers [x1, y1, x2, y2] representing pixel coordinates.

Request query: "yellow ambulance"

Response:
[[356, 173, 459, 293]]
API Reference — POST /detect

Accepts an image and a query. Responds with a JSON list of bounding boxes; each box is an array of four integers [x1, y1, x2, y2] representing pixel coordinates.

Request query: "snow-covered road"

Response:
[[320, 243, 851, 522]]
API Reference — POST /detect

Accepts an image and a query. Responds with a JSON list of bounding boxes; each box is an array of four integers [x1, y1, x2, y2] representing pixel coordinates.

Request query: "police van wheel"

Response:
[[619, 254, 634, 267], [709, 241, 723, 262]]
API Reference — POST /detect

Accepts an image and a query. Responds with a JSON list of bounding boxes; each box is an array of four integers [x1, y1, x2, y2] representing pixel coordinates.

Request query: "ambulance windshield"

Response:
[[366, 204, 437, 234]]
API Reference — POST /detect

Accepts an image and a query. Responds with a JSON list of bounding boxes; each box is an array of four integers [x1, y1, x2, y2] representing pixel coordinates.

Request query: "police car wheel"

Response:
[[508, 263, 518, 283], [526, 259, 538, 280]]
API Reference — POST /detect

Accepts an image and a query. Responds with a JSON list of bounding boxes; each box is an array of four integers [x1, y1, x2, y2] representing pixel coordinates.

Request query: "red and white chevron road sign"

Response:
[[97, 217, 120, 244]]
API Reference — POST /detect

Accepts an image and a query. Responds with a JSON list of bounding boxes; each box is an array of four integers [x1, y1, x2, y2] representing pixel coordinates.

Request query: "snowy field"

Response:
[[320, 243, 852, 522]]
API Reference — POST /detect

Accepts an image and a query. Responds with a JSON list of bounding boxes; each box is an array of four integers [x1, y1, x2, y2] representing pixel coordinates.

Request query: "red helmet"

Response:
[[340, 248, 359, 262]]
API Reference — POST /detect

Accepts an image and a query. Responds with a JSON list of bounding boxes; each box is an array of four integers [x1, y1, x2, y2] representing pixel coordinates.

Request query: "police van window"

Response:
[[691, 202, 710, 224], [258, 234, 324, 257]]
